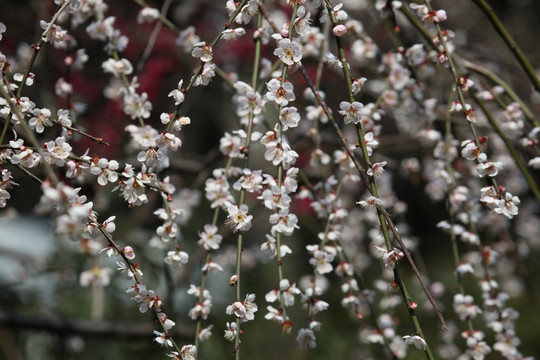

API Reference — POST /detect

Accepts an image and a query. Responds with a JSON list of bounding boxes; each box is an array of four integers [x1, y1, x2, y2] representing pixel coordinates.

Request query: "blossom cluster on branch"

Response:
[[1, 0, 539, 359]]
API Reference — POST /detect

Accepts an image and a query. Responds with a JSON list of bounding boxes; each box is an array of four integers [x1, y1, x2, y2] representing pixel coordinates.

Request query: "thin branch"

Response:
[[469, 0, 540, 93]]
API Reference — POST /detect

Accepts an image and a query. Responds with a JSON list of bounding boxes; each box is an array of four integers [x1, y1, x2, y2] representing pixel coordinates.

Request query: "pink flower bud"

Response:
[[123, 246, 136, 260], [281, 23, 289, 38], [333, 24, 347, 37]]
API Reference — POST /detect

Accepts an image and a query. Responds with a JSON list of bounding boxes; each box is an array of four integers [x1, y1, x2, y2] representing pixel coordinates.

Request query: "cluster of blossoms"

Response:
[[1, 0, 539, 359]]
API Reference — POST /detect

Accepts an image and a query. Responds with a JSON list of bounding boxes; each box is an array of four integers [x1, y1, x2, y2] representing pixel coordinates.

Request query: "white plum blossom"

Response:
[[367, 161, 387, 177], [137, 147, 168, 170], [260, 234, 292, 259], [339, 101, 364, 124], [29, 108, 52, 133], [168, 80, 185, 105], [352, 77, 367, 95], [308, 245, 335, 274], [233, 81, 265, 117], [123, 92, 152, 119], [226, 293, 258, 323], [297, 328, 316, 349], [10, 149, 40, 168], [462, 331, 492, 359], [233, 169, 263, 193], [192, 41, 213, 62], [456, 263, 475, 275], [266, 79, 295, 106], [164, 250, 189, 269], [116, 260, 143, 280], [45, 137, 72, 166], [176, 26, 200, 52], [137, 7, 160, 23], [156, 132, 182, 151], [274, 39, 302, 66], [279, 106, 301, 130], [374, 246, 404, 270], [193, 62, 216, 86], [310, 148, 331, 167], [225, 201, 253, 232], [56, 109, 72, 126], [293, 6, 312, 36], [179, 345, 197, 360], [493, 192, 520, 219], [40, 20, 68, 46], [0, 21, 5, 41], [102, 58, 133, 77], [103, 216, 117, 234], [86, 17, 116, 41], [205, 169, 234, 209], [13, 72, 34, 86], [357, 195, 384, 212], [265, 306, 284, 323], [157, 220, 179, 242], [233, 0, 258, 24], [222, 27, 246, 40], [279, 279, 301, 306], [461, 139, 482, 160], [424, 9, 447, 23], [198, 224, 223, 251], [153, 330, 173, 348], [476, 160, 504, 177], [79, 266, 111, 287], [0, 169, 17, 208], [333, 3, 348, 20], [224, 322, 238, 342], [454, 293, 482, 320], [363, 132, 379, 156], [188, 299, 212, 321], [90, 158, 119, 186], [460, 231, 480, 245], [198, 326, 213, 342], [403, 335, 427, 351], [269, 208, 299, 236], [263, 141, 299, 169]]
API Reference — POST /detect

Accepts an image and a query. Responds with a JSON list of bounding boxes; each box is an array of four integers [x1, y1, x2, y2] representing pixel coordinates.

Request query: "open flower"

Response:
[[357, 195, 384, 211], [266, 78, 295, 106], [153, 331, 173, 348], [192, 41, 213, 62], [339, 101, 364, 124], [45, 136, 72, 166], [274, 39, 302, 66], [90, 157, 119, 186], [297, 328, 316, 349], [476, 160, 503, 178], [102, 58, 133, 77], [374, 246, 404, 270], [226, 293, 258, 322], [29, 108, 52, 133], [198, 224, 223, 250], [164, 250, 189, 269], [224, 202, 253, 232], [168, 80, 185, 105], [403, 335, 427, 351]]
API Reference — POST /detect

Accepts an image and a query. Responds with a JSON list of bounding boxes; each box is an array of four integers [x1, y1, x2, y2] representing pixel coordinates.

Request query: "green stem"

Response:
[[463, 60, 536, 125], [165, 0, 249, 132], [338, 0, 445, 336], [470, 0, 540, 93], [471, 90, 540, 205]]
